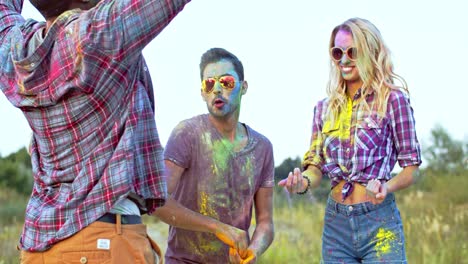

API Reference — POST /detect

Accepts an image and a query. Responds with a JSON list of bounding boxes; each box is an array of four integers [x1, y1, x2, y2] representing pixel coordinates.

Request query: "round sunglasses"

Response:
[[201, 76, 237, 93], [330, 47, 357, 61]]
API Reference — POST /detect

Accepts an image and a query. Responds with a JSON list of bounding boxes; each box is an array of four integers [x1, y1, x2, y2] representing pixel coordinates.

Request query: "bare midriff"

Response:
[[331, 180, 371, 205]]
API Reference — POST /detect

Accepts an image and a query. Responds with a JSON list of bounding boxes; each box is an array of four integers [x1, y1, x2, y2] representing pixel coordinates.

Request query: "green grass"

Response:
[[2, 173, 467, 263], [398, 172, 468, 264], [0, 188, 26, 263], [259, 196, 324, 263]]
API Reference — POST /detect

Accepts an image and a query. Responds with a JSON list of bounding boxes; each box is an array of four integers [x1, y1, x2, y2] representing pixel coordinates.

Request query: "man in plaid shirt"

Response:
[[0, 0, 195, 263]]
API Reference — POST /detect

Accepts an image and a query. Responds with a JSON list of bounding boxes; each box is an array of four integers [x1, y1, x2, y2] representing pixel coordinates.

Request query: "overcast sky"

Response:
[[1, 0, 467, 168]]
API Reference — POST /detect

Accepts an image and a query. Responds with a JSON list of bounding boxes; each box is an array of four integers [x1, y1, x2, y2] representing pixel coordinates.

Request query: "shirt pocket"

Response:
[[355, 117, 383, 150], [322, 122, 341, 159]]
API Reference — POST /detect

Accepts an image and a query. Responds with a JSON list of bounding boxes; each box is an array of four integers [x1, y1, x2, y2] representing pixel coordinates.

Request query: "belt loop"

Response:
[[334, 200, 338, 213], [363, 202, 370, 213], [116, 214, 122, 235]]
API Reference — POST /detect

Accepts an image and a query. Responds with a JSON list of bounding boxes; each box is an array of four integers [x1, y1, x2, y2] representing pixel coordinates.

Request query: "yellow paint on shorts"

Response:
[[375, 228, 397, 257]]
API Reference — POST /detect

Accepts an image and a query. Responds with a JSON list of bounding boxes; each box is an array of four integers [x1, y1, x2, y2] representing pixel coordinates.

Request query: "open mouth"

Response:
[[213, 98, 225, 108]]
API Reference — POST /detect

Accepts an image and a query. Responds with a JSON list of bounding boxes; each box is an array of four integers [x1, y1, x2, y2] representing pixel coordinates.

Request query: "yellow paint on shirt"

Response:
[[199, 191, 218, 218], [375, 228, 397, 257], [17, 80, 25, 94], [322, 96, 354, 140]]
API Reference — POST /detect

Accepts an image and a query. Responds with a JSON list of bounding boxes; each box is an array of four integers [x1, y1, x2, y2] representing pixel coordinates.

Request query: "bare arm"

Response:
[[366, 165, 420, 204], [387, 165, 420, 193], [228, 187, 274, 264], [245, 187, 274, 263], [153, 160, 249, 250]]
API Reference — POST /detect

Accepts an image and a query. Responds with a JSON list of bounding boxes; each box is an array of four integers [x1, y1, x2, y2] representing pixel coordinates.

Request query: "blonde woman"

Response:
[[279, 18, 421, 263]]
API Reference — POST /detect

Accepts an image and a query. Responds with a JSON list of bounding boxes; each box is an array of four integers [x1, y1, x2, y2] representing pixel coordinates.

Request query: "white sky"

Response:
[[1, 0, 467, 166]]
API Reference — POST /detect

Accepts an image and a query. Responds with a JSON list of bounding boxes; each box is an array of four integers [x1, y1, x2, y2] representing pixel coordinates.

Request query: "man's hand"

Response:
[[214, 223, 248, 253], [277, 168, 306, 194], [240, 248, 256, 264], [229, 247, 256, 264], [366, 179, 387, 204]]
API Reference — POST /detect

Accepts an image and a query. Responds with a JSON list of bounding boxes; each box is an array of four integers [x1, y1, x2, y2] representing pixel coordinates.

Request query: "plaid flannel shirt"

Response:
[[0, 0, 190, 251], [303, 89, 422, 201]]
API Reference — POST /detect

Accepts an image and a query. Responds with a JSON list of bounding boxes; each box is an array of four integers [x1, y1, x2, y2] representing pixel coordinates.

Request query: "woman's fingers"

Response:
[[277, 168, 303, 194]]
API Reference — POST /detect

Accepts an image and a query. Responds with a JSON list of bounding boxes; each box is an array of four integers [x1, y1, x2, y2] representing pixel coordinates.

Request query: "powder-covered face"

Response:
[[201, 60, 246, 119], [334, 30, 363, 90]]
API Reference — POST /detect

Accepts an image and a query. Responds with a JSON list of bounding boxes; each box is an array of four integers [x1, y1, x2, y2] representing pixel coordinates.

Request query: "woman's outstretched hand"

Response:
[[277, 168, 306, 194]]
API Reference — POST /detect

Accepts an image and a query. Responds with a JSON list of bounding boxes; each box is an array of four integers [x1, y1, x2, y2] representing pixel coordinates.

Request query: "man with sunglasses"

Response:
[[154, 48, 275, 263], [0, 0, 192, 263]]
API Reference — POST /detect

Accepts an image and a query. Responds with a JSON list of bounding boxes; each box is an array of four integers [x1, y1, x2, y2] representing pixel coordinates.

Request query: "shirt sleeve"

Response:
[[77, 0, 191, 65], [0, 0, 25, 55], [260, 139, 275, 188], [302, 101, 325, 171], [164, 120, 193, 168], [388, 90, 422, 167]]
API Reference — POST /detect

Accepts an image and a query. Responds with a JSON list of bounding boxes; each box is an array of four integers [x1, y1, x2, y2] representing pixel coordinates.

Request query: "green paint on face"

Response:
[[375, 228, 397, 257]]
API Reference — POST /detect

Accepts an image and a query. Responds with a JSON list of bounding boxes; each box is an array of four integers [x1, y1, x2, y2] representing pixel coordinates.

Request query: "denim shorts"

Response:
[[321, 193, 407, 263]]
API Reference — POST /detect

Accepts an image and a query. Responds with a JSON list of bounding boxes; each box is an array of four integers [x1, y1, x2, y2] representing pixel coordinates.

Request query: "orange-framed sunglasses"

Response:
[[201, 76, 237, 93]]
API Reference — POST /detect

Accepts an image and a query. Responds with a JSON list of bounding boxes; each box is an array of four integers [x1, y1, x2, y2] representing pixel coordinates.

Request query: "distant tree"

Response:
[[274, 157, 302, 184], [0, 147, 33, 195], [423, 125, 467, 175]]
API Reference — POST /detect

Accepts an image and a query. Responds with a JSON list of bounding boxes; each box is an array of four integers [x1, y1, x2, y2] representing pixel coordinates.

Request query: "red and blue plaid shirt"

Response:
[[303, 89, 422, 201], [0, 0, 190, 251]]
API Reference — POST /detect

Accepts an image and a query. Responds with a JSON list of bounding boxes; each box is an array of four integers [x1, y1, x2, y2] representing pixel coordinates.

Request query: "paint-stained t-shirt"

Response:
[[164, 114, 275, 263], [302, 89, 421, 201]]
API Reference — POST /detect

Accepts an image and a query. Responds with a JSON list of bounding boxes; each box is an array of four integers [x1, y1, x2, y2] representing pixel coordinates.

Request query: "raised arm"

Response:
[[0, 0, 25, 52], [79, 0, 191, 64]]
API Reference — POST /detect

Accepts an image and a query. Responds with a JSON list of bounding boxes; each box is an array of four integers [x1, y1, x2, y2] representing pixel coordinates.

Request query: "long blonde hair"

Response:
[[326, 18, 408, 124]]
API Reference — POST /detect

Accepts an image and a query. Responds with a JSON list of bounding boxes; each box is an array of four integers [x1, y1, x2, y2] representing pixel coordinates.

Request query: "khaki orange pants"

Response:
[[19, 215, 162, 264]]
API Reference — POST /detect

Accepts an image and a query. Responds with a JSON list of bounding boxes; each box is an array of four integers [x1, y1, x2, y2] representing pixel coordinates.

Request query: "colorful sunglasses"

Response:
[[330, 47, 357, 61], [202, 76, 237, 93]]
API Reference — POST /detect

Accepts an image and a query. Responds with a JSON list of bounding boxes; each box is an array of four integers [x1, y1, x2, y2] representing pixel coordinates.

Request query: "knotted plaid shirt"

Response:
[[303, 89, 422, 201]]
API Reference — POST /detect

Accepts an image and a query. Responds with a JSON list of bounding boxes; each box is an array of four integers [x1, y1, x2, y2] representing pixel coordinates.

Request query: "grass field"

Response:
[[1, 173, 467, 263]]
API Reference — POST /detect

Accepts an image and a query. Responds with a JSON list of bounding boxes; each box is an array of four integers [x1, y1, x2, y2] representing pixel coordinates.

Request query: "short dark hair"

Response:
[[29, 0, 72, 19], [199, 48, 244, 81]]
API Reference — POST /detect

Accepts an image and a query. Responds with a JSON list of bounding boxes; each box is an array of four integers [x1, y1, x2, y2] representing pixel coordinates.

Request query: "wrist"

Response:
[[211, 219, 225, 235], [383, 181, 391, 193], [296, 175, 311, 195]]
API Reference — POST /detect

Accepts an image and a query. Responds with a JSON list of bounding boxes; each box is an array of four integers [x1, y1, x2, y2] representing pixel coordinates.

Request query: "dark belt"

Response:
[[97, 213, 142, 224]]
